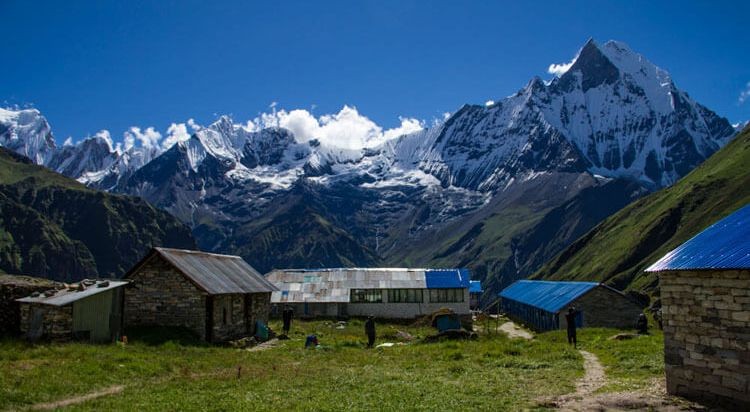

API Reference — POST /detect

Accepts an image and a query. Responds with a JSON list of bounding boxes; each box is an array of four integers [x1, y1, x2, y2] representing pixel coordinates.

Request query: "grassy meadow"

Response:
[[0, 319, 664, 411]]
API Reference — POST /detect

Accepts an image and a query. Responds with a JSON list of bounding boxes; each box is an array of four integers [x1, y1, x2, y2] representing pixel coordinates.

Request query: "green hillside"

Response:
[[534, 126, 750, 295], [0, 148, 195, 281], [388, 173, 647, 303]]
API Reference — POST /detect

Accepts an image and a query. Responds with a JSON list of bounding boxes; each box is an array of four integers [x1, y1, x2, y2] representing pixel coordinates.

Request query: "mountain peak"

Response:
[[562, 38, 620, 91]]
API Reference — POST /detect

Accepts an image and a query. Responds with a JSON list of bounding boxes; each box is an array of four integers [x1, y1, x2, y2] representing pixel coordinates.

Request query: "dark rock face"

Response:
[[563, 39, 621, 92]]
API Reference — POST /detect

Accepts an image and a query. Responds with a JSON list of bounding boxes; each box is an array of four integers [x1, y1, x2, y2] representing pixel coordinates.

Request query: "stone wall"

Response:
[[0, 275, 60, 336], [560, 286, 643, 329], [19, 303, 73, 341], [211, 294, 246, 342], [124, 255, 207, 340], [660, 269, 750, 409], [249, 292, 271, 327], [210, 293, 271, 341]]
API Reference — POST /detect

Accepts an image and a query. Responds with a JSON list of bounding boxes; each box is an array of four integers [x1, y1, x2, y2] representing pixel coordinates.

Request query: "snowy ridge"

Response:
[[0, 39, 736, 197], [0, 108, 56, 164]]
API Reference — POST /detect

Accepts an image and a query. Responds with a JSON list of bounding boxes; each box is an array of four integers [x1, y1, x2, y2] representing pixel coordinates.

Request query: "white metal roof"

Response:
[[266, 268, 470, 303]]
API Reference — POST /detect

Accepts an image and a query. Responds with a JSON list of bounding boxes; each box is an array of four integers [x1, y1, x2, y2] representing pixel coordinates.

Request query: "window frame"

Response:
[[429, 288, 465, 303], [387, 288, 424, 303], [350, 289, 383, 303]]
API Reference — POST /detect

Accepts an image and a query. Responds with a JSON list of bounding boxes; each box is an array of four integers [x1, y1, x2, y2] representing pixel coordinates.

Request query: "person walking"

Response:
[[565, 307, 578, 348], [364, 315, 376, 348], [282, 305, 293, 336]]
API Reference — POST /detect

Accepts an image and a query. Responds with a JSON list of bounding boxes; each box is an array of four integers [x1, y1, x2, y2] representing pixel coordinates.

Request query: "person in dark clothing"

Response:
[[636, 313, 648, 334], [565, 307, 578, 348], [282, 305, 293, 335], [364, 316, 376, 348]]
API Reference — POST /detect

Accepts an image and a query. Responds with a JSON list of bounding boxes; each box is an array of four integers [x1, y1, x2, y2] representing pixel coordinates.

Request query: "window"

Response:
[[350, 289, 383, 303], [222, 307, 228, 325], [387, 289, 423, 303], [429, 288, 464, 303]]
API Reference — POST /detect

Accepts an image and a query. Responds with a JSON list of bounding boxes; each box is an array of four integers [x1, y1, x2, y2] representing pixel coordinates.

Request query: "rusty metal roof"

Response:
[[646, 203, 750, 272], [16, 280, 128, 307], [154, 248, 277, 295]]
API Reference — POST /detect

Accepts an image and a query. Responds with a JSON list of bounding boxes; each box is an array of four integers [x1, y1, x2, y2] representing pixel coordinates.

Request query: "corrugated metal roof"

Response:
[[498, 280, 599, 313], [154, 248, 278, 295], [17, 280, 128, 307], [425, 269, 470, 288], [266, 268, 470, 303], [646, 203, 750, 272], [469, 280, 483, 293]]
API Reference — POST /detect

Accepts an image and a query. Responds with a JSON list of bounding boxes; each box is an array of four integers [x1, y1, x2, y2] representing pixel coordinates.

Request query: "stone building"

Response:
[[499, 280, 643, 331], [1, 274, 60, 336], [17, 279, 127, 342], [266, 268, 472, 320], [646, 203, 750, 408], [123, 248, 277, 343]]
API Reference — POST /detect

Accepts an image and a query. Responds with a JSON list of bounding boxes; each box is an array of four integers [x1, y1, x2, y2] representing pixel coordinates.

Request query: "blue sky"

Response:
[[2, 0, 749, 144]]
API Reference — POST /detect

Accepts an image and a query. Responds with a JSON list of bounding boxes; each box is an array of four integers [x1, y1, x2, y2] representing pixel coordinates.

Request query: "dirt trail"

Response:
[[547, 350, 705, 411], [30, 385, 124, 410], [473, 317, 534, 340], [246, 338, 279, 352], [552, 350, 606, 410], [498, 321, 534, 340]]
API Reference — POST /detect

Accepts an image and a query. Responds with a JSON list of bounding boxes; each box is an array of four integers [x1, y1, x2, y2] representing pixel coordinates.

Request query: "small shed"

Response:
[[123, 248, 277, 343], [17, 280, 127, 342], [646, 203, 750, 408], [499, 280, 642, 331]]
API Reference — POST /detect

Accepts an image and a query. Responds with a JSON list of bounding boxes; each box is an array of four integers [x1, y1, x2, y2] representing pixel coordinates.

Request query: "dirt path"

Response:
[[498, 321, 534, 340], [546, 351, 705, 411], [473, 317, 534, 340], [30, 385, 124, 410], [246, 338, 279, 352]]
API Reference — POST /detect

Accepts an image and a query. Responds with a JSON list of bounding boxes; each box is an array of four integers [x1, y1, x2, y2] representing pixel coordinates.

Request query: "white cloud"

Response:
[[485, 100, 495, 107], [382, 117, 425, 140], [739, 81, 750, 104], [187, 118, 201, 131], [548, 60, 575, 76], [123, 126, 162, 150], [162, 122, 191, 150], [253, 105, 424, 150]]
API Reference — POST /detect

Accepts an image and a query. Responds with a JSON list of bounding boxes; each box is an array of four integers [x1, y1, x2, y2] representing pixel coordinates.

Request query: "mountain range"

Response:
[[0, 39, 737, 299]]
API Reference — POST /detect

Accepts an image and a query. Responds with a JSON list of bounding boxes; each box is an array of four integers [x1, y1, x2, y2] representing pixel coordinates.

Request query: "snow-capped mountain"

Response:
[[0, 108, 56, 165], [0, 39, 737, 297]]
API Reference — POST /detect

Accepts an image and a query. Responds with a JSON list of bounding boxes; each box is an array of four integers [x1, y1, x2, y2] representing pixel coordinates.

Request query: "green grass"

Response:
[[0, 320, 667, 411], [0, 320, 575, 411]]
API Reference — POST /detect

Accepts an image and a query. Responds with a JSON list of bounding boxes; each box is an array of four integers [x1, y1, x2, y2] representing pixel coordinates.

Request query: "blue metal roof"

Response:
[[498, 280, 599, 313], [646, 203, 750, 272], [425, 269, 471, 289], [469, 280, 483, 293]]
